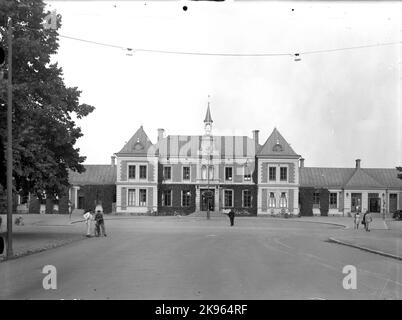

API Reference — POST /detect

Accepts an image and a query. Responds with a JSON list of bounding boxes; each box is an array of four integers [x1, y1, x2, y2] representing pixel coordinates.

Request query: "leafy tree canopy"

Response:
[[0, 0, 94, 199], [397, 167, 402, 180]]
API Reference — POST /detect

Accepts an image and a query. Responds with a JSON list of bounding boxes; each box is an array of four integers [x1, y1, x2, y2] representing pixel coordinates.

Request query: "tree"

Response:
[[0, 0, 94, 199], [397, 167, 402, 180]]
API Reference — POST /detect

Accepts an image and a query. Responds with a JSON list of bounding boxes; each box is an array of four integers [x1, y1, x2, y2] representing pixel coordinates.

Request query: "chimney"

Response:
[[355, 159, 361, 169], [252, 130, 259, 152], [111, 155, 116, 166], [157, 128, 165, 141], [300, 158, 305, 168]]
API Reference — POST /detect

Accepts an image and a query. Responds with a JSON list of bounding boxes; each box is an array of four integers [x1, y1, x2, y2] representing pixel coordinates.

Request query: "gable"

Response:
[[116, 126, 154, 156], [257, 128, 299, 158]]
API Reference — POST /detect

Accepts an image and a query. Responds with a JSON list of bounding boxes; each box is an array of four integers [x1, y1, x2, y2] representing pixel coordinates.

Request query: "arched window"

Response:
[[268, 192, 276, 208], [208, 165, 214, 180], [201, 165, 207, 180], [279, 192, 288, 208]]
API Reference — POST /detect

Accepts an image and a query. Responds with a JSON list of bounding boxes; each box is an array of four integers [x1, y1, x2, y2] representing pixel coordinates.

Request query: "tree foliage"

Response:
[[397, 167, 402, 180], [0, 0, 94, 198]]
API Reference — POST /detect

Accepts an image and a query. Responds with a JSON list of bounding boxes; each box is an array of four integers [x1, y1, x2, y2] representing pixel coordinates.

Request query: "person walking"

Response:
[[227, 209, 235, 227], [362, 211, 372, 232], [354, 212, 361, 229], [94, 210, 107, 237], [83, 209, 94, 237]]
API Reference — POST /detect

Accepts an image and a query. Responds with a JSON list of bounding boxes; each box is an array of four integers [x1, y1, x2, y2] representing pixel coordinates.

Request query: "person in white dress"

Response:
[[83, 210, 94, 237]]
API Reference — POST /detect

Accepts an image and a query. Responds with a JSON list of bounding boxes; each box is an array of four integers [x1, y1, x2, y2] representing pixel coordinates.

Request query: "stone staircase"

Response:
[[188, 210, 227, 218]]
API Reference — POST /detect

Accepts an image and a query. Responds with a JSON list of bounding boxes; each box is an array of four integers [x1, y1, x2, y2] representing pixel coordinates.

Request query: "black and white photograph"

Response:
[[0, 0, 401, 304]]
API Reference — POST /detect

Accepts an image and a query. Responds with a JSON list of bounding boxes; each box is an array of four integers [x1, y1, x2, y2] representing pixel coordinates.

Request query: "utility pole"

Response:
[[6, 17, 13, 258], [207, 149, 210, 220]]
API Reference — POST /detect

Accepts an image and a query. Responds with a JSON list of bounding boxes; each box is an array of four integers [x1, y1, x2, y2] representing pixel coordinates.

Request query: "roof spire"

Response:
[[204, 95, 213, 124]]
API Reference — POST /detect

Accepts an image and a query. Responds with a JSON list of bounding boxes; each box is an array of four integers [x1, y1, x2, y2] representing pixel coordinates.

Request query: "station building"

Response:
[[9, 106, 402, 217]]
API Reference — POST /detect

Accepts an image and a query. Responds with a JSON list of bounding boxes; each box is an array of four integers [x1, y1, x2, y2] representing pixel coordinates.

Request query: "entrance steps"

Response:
[[188, 210, 227, 218]]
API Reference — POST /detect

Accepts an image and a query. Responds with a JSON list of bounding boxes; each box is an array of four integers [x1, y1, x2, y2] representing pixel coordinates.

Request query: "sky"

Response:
[[46, 1, 401, 168]]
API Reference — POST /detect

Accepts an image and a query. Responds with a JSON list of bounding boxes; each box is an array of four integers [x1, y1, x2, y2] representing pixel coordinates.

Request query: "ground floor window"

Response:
[[279, 192, 287, 208], [128, 189, 136, 206], [313, 192, 320, 208], [162, 189, 172, 206], [329, 192, 337, 208], [182, 190, 191, 207], [139, 189, 147, 206], [224, 189, 233, 207], [268, 192, 276, 208], [243, 190, 252, 208]]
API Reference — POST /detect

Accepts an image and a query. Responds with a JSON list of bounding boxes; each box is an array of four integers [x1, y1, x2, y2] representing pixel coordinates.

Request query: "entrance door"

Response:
[[369, 198, 380, 213], [351, 193, 362, 212], [201, 189, 215, 211], [389, 194, 397, 213], [368, 193, 380, 213]]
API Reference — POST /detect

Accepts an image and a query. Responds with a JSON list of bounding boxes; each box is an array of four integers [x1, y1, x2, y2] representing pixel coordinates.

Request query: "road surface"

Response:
[[0, 217, 401, 299]]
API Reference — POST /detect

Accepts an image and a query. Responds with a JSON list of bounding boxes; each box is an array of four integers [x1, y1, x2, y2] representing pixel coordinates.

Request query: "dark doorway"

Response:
[[369, 198, 380, 213], [78, 196, 85, 209], [368, 193, 380, 213], [201, 189, 215, 211]]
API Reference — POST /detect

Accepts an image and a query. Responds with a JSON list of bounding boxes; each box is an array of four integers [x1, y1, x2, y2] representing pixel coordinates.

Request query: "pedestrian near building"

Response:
[[227, 209, 235, 226], [94, 210, 107, 237], [362, 211, 372, 232], [83, 209, 94, 237], [354, 212, 361, 229]]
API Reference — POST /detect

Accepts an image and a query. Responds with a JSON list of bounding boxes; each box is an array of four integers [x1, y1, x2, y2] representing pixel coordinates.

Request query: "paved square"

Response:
[[0, 216, 401, 300]]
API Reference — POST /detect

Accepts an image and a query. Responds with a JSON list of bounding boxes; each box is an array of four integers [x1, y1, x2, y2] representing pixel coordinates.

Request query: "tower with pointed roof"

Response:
[[204, 100, 213, 136]]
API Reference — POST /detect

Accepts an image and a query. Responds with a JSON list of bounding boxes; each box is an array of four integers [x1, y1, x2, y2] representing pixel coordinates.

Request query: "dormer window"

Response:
[[133, 142, 144, 151], [272, 143, 283, 152]]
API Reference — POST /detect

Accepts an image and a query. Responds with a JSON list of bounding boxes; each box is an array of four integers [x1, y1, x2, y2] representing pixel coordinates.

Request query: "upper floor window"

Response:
[[139, 165, 147, 179], [128, 165, 136, 179], [269, 167, 276, 181], [244, 165, 251, 181], [225, 167, 233, 181], [208, 166, 214, 180], [280, 167, 288, 181], [201, 165, 207, 180], [183, 166, 190, 180], [163, 166, 171, 181]]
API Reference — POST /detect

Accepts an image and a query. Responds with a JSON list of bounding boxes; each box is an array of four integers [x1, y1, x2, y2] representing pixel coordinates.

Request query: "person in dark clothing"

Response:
[[94, 210, 107, 237], [227, 209, 235, 226]]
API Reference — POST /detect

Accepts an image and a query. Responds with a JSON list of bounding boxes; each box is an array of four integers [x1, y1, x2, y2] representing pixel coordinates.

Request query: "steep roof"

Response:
[[204, 104, 213, 123], [69, 165, 117, 185], [257, 128, 299, 158], [116, 126, 154, 156], [300, 167, 402, 190]]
